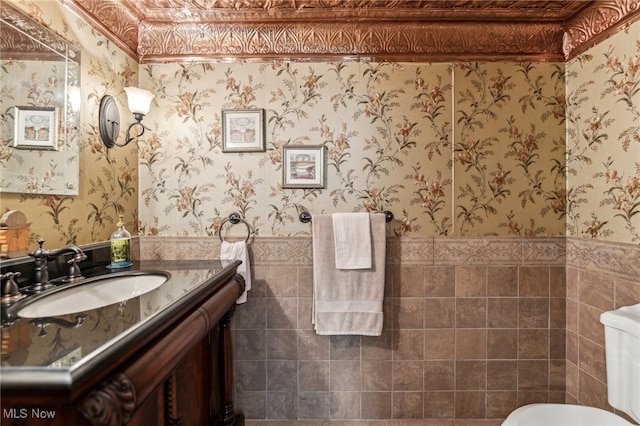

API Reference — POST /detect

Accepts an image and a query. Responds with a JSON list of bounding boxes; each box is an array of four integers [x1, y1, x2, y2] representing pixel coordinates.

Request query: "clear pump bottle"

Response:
[[110, 215, 131, 268]]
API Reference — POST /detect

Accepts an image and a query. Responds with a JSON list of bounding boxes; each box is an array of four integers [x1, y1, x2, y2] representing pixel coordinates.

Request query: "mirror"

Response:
[[0, 1, 81, 195]]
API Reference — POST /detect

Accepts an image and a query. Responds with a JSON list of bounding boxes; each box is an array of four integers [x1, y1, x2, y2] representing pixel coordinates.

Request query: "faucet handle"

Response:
[[65, 255, 85, 282], [1, 271, 23, 304], [29, 238, 48, 259]]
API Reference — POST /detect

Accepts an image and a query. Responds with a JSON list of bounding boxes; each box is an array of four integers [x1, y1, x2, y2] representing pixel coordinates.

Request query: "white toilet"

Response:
[[502, 303, 640, 426]]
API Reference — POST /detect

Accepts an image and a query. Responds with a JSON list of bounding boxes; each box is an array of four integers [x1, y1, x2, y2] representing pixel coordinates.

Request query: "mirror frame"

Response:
[[0, 1, 82, 195]]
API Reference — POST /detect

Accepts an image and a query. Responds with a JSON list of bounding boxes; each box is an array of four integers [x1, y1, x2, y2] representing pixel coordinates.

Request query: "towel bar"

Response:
[[219, 212, 252, 242], [299, 211, 393, 224]]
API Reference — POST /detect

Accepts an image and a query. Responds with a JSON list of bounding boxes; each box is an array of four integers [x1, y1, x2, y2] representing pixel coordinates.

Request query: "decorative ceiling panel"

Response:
[[62, 0, 640, 63]]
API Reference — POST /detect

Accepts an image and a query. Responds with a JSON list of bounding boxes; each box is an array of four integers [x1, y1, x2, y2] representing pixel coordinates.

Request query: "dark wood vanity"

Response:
[[1, 260, 245, 426]]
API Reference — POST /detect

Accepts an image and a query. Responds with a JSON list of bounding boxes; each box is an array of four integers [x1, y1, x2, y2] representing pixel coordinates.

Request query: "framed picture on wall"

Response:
[[282, 145, 325, 189], [222, 109, 265, 152], [13, 106, 58, 150]]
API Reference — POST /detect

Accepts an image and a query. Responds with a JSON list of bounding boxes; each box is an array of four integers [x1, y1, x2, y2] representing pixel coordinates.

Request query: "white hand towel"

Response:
[[312, 213, 386, 335], [220, 241, 251, 304], [332, 212, 372, 269]]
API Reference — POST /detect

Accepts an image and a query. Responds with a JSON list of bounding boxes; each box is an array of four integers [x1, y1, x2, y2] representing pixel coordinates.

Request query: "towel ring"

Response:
[[219, 212, 251, 243], [299, 210, 394, 223]]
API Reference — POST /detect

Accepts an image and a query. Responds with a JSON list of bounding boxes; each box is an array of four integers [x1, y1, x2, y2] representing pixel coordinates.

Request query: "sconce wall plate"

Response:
[[98, 88, 154, 149], [99, 95, 120, 148]]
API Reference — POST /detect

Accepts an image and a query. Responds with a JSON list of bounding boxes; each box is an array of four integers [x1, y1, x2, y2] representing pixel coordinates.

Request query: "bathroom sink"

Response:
[[17, 271, 171, 318]]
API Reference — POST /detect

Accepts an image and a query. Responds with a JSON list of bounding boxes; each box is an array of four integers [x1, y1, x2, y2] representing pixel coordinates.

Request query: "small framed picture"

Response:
[[222, 109, 265, 152], [282, 145, 325, 189], [13, 106, 59, 150]]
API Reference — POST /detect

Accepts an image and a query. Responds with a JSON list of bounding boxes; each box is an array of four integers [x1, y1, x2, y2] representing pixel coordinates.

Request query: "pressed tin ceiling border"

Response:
[[136, 21, 566, 63], [63, 0, 639, 63]]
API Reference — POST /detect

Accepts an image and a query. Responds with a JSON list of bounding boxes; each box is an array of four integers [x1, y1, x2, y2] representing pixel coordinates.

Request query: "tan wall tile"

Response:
[[578, 370, 608, 411], [393, 329, 424, 360], [361, 391, 391, 419], [486, 391, 518, 419], [456, 298, 487, 328], [518, 329, 549, 359], [487, 267, 518, 297], [392, 391, 423, 419], [424, 391, 455, 418], [455, 391, 485, 419], [425, 360, 455, 390], [299, 360, 329, 391], [550, 329, 566, 360], [518, 298, 549, 328], [362, 360, 392, 391], [424, 267, 456, 297], [266, 265, 298, 297], [456, 266, 487, 297], [425, 329, 455, 359], [361, 330, 393, 360], [393, 360, 424, 390], [425, 298, 456, 328], [615, 278, 640, 308], [487, 329, 517, 359], [550, 297, 566, 329], [394, 298, 425, 329], [394, 266, 425, 297], [549, 360, 566, 391], [578, 338, 606, 384], [456, 360, 487, 390], [330, 360, 362, 391], [519, 267, 550, 297], [487, 298, 517, 328], [578, 270, 615, 311], [578, 303, 605, 345], [565, 331, 578, 366], [550, 266, 566, 298], [456, 329, 487, 360], [518, 360, 548, 390], [487, 360, 517, 390]]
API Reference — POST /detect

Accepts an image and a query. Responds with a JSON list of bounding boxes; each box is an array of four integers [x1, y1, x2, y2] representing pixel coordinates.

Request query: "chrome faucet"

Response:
[[29, 239, 87, 292]]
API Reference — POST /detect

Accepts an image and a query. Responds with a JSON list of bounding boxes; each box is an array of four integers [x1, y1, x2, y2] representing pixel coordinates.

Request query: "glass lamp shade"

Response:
[[124, 87, 155, 115]]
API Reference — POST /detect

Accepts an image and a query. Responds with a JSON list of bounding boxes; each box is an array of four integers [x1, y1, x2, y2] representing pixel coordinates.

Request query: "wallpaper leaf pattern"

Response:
[[1, 1, 638, 254], [566, 25, 640, 244], [135, 24, 637, 243], [138, 60, 569, 238]]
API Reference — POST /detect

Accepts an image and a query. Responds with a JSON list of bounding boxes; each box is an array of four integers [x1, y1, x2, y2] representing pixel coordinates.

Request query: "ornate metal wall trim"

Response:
[[136, 21, 566, 63], [564, 0, 640, 58], [62, 0, 640, 63]]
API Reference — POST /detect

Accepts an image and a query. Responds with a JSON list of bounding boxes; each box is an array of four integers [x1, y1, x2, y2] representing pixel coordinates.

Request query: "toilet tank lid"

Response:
[[600, 303, 640, 338]]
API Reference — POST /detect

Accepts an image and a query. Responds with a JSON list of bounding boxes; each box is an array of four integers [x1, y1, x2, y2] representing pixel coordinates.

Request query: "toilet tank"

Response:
[[600, 303, 640, 424]]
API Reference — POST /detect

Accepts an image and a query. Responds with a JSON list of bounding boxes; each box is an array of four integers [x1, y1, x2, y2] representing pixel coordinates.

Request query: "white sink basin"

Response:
[[18, 272, 170, 318]]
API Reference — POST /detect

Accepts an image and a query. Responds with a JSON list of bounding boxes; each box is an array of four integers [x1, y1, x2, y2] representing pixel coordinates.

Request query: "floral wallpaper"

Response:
[[566, 22, 640, 244], [138, 61, 568, 239], [0, 0, 139, 252], [1, 0, 638, 258]]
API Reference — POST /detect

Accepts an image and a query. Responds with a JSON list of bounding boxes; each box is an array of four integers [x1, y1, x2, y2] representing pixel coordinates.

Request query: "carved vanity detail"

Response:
[[1, 260, 245, 426]]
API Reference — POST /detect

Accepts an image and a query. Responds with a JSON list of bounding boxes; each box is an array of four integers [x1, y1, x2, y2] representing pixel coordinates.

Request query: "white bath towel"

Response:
[[332, 212, 371, 269], [220, 241, 252, 304], [312, 213, 386, 336]]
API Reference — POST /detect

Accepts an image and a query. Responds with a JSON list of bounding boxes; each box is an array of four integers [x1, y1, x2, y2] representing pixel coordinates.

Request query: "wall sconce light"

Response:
[[98, 87, 155, 148]]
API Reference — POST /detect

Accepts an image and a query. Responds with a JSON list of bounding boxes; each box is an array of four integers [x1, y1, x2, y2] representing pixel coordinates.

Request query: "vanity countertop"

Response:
[[0, 259, 242, 397]]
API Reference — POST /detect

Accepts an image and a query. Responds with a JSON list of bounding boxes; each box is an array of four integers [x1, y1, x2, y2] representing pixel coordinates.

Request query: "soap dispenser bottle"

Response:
[[110, 215, 131, 268]]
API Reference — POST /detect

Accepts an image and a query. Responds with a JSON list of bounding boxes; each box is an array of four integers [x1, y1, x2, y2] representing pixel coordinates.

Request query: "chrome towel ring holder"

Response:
[[219, 212, 252, 243]]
